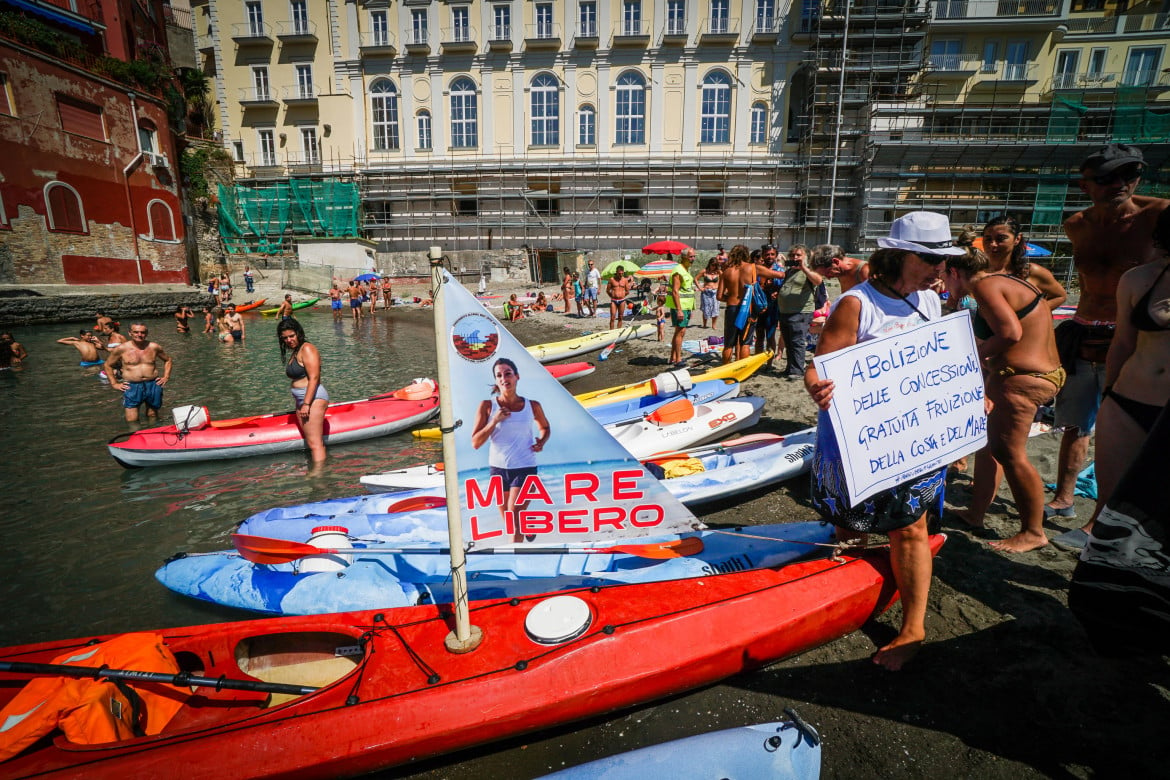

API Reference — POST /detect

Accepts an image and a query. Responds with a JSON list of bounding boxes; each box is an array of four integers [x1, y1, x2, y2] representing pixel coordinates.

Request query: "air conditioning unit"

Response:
[[144, 152, 170, 169]]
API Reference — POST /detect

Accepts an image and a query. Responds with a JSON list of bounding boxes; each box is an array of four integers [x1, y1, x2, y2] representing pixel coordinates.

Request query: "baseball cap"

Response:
[[1081, 144, 1144, 176]]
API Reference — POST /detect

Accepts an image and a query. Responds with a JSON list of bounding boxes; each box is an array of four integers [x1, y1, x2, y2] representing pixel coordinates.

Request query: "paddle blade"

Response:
[[610, 536, 704, 559], [386, 495, 446, 513], [232, 534, 321, 564]]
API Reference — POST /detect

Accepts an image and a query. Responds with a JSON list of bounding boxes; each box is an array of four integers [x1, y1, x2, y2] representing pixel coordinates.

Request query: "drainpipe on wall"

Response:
[[124, 91, 144, 284]]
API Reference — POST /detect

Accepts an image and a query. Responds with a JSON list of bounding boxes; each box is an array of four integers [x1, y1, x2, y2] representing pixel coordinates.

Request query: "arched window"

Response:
[[530, 73, 560, 146], [449, 77, 478, 149], [371, 79, 400, 151], [147, 199, 175, 241], [750, 101, 767, 144], [578, 104, 596, 146], [614, 71, 645, 145], [700, 71, 731, 144], [417, 110, 432, 150], [44, 181, 86, 233]]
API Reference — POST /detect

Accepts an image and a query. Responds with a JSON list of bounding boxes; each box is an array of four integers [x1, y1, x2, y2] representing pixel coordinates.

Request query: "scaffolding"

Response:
[[218, 178, 361, 254]]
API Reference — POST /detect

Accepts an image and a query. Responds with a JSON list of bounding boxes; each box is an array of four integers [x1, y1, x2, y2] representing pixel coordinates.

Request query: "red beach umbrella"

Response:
[[642, 240, 691, 255]]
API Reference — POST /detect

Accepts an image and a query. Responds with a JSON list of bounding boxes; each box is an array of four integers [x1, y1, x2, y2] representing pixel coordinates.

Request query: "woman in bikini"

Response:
[[944, 248, 1064, 552], [1083, 208, 1170, 542], [279, 317, 329, 463], [981, 216, 1067, 310]]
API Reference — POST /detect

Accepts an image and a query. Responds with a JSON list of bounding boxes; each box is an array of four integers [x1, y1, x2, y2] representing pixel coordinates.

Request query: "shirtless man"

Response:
[[329, 283, 343, 321], [57, 331, 103, 365], [223, 304, 245, 342], [104, 324, 173, 422], [718, 244, 785, 363], [1048, 145, 1170, 548], [382, 277, 393, 309], [94, 311, 113, 333], [1, 332, 27, 366], [347, 281, 363, 322], [607, 266, 632, 330], [810, 244, 869, 294], [277, 294, 294, 319]]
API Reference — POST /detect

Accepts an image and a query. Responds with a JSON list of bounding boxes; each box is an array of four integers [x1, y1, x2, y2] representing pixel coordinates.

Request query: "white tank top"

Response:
[[488, 397, 537, 469], [839, 280, 942, 343]]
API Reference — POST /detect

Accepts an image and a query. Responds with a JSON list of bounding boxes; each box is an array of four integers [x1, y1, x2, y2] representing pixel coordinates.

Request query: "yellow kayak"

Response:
[[525, 324, 657, 364], [577, 351, 772, 408], [411, 351, 771, 439]]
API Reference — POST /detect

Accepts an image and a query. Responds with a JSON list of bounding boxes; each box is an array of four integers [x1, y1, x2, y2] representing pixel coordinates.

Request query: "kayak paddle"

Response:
[[0, 660, 318, 697], [232, 533, 704, 565]]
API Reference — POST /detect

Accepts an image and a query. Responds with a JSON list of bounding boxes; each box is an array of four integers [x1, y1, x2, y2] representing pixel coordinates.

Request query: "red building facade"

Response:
[[0, 0, 189, 285]]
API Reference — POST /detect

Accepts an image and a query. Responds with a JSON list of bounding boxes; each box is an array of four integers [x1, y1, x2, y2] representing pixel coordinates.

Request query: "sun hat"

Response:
[[1081, 143, 1144, 175], [877, 211, 966, 256]]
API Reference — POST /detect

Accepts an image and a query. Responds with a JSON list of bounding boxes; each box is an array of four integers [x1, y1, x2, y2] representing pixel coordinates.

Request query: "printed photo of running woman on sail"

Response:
[[471, 357, 550, 542]]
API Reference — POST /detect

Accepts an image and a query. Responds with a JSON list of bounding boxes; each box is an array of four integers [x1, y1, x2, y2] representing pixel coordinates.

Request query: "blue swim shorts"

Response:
[[331, 299, 342, 310], [1054, 358, 1106, 435], [584, 288, 598, 301], [123, 379, 163, 410]]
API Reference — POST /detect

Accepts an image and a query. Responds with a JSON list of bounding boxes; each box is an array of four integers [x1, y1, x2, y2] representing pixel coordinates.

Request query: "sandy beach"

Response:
[[388, 284, 1169, 779]]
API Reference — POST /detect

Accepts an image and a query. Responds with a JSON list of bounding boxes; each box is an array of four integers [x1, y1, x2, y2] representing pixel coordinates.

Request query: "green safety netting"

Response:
[[1047, 93, 1087, 142], [1113, 87, 1170, 143], [1032, 180, 1068, 226], [217, 179, 361, 255]]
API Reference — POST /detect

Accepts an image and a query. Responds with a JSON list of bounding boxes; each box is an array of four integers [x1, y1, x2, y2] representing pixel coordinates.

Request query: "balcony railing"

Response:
[[578, 21, 598, 38], [751, 16, 780, 38], [933, 0, 1059, 18], [359, 31, 396, 54], [276, 20, 318, 42], [525, 22, 560, 40], [664, 19, 687, 36], [232, 22, 274, 43], [701, 17, 739, 38], [282, 85, 318, 103], [927, 53, 977, 72], [1063, 15, 1118, 34], [614, 20, 651, 40], [405, 30, 430, 49], [162, 4, 194, 30], [441, 25, 477, 50], [238, 88, 278, 105], [489, 24, 511, 41], [997, 61, 1038, 81]]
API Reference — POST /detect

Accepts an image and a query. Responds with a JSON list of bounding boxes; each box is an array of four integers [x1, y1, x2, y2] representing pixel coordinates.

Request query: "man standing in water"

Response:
[[57, 331, 103, 364], [1048, 145, 1169, 549], [105, 324, 173, 422]]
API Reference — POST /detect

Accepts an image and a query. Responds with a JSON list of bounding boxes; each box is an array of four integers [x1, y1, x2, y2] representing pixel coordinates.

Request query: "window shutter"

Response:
[[57, 96, 106, 140]]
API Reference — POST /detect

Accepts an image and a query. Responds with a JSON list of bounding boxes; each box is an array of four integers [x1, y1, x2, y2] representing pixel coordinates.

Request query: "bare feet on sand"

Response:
[[873, 632, 923, 671], [988, 531, 1048, 554]]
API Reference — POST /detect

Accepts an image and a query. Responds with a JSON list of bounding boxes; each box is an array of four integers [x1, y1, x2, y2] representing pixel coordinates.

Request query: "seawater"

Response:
[[0, 309, 444, 645]]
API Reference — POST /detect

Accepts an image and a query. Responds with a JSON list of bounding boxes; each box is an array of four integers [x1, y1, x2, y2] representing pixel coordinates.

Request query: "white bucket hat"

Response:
[[877, 211, 966, 256]]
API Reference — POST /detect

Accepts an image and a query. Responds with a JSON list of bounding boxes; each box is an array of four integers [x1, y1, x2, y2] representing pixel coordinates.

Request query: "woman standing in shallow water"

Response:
[[279, 317, 329, 463], [471, 358, 550, 542]]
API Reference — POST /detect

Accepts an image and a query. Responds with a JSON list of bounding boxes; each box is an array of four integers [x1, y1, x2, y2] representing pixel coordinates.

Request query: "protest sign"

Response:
[[813, 310, 987, 507]]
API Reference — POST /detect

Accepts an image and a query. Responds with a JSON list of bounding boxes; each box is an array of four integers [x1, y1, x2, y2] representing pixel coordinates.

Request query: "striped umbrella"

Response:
[[635, 258, 680, 278]]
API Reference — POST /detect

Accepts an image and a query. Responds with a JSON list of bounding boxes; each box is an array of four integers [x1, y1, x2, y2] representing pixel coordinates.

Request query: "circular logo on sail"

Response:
[[451, 313, 499, 362]]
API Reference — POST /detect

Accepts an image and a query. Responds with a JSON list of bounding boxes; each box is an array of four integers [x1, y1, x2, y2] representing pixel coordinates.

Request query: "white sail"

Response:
[[438, 270, 702, 550]]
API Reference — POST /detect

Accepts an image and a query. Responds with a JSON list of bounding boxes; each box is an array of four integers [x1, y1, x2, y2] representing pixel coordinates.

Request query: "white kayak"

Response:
[[525, 324, 657, 363], [608, 396, 765, 460], [360, 429, 816, 505]]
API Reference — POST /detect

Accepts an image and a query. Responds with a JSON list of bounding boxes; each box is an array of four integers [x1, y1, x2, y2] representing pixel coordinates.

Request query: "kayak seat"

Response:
[[646, 397, 695, 426], [394, 379, 437, 401]]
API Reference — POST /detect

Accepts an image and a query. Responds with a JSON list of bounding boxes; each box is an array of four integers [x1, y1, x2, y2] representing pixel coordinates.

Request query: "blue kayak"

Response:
[[155, 521, 834, 616], [588, 378, 739, 426], [539, 717, 821, 779]]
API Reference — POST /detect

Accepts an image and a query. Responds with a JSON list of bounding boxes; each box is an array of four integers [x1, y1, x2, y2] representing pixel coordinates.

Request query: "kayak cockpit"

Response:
[[232, 631, 362, 708]]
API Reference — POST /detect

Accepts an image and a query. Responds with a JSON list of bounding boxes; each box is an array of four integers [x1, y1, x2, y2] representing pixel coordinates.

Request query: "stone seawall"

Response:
[[0, 291, 210, 327]]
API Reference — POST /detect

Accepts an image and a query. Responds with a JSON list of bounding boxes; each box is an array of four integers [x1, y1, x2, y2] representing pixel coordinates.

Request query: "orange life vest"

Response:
[[0, 632, 187, 762]]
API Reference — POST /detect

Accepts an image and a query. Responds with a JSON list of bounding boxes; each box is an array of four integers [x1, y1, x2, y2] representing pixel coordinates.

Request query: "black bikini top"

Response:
[[286, 356, 308, 380], [971, 275, 1044, 340], [1131, 263, 1170, 332]]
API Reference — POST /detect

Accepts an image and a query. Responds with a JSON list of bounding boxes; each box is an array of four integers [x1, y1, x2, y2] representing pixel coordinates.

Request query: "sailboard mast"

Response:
[[431, 249, 484, 653]]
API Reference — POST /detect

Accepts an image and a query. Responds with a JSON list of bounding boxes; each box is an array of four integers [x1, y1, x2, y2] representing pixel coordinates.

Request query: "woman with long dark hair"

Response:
[[982, 215, 1066, 310], [471, 357, 550, 542], [278, 317, 329, 462]]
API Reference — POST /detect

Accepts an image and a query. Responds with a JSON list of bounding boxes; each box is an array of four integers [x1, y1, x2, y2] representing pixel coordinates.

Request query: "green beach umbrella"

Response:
[[599, 259, 640, 279]]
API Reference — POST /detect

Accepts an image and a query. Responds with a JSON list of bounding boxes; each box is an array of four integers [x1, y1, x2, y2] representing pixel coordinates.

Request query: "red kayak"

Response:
[[233, 299, 267, 313], [0, 535, 943, 778], [545, 361, 595, 384], [107, 380, 439, 468]]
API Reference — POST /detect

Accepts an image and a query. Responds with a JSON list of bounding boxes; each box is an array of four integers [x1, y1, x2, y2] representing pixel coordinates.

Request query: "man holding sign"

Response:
[[804, 212, 974, 672]]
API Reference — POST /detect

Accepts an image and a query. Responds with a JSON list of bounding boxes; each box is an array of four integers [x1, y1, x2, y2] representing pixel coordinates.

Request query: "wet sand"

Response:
[[389, 287, 1169, 778]]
